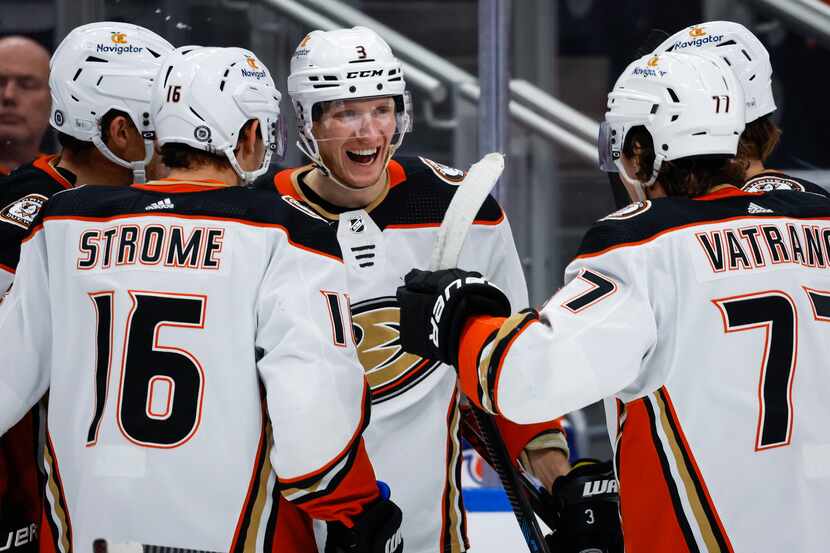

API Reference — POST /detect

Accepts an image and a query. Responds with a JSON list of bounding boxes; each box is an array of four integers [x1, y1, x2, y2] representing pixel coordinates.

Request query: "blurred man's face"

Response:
[[0, 37, 51, 148]]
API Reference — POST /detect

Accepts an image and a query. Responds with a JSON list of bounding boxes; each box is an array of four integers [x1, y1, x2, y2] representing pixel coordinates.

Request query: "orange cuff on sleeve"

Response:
[[457, 315, 507, 412], [296, 439, 380, 528], [495, 416, 567, 461]]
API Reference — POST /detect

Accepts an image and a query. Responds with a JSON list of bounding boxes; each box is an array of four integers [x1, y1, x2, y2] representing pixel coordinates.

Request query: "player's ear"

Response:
[[105, 114, 137, 155], [237, 119, 260, 157]]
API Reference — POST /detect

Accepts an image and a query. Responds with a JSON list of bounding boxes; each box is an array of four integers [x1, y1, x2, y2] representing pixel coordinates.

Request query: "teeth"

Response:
[[348, 148, 378, 156]]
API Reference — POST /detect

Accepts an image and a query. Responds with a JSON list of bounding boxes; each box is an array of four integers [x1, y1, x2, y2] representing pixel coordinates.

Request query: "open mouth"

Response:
[[345, 147, 380, 165]]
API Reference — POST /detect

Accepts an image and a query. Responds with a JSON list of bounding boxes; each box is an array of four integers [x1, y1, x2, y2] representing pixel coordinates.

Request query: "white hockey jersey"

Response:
[[268, 157, 568, 553], [457, 186, 830, 552], [0, 179, 379, 552]]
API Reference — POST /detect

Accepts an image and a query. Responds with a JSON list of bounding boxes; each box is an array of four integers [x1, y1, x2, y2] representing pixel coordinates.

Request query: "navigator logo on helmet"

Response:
[[49, 22, 174, 182], [151, 46, 286, 184], [655, 21, 774, 124], [286, 26, 413, 189], [597, 50, 745, 201]]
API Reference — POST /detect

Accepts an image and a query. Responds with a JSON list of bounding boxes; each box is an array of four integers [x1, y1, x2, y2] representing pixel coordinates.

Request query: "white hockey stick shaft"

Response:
[[429, 152, 505, 270]]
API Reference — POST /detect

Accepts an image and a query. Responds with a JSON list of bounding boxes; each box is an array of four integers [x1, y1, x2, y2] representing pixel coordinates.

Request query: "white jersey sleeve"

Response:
[[256, 235, 370, 489], [0, 225, 52, 432], [457, 190, 830, 552]]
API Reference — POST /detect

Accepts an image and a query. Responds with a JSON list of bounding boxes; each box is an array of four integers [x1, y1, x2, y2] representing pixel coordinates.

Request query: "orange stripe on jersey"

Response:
[[457, 315, 505, 412], [132, 179, 231, 193], [0, 262, 14, 275], [230, 415, 269, 553], [387, 159, 406, 188], [495, 416, 566, 463], [694, 186, 761, 201], [42, 432, 73, 553], [39, 214, 343, 263], [439, 387, 467, 553], [21, 223, 44, 245], [576, 214, 830, 261], [656, 389, 734, 552], [384, 211, 505, 230], [268, 498, 316, 553], [618, 398, 696, 552], [32, 155, 73, 189]]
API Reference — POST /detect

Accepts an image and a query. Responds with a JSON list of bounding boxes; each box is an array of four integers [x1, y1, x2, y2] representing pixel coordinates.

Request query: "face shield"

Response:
[[310, 92, 413, 148], [295, 92, 413, 190], [266, 110, 288, 161], [597, 121, 623, 173]]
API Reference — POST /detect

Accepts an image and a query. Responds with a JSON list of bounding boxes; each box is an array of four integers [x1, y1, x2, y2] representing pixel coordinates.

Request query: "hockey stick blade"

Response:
[[429, 152, 505, 272], [429, 152, 552, 553]]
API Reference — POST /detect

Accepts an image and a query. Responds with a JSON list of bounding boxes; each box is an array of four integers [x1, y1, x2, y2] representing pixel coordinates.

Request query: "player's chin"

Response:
[[338, 153, 385, 187]]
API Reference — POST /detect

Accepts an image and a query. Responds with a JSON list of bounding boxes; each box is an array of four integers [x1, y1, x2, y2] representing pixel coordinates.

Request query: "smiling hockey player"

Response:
[[258, 26, 572, 553]]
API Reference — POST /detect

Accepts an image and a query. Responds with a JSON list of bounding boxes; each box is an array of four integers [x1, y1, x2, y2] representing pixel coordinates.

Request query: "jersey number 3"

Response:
[[87, 291, 206, 449], [713, 288, 830, 451]]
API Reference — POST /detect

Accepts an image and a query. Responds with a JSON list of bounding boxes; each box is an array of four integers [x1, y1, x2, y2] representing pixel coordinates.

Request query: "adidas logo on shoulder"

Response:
[[748, 202, 774, 214], [145, 197, 174, 211]]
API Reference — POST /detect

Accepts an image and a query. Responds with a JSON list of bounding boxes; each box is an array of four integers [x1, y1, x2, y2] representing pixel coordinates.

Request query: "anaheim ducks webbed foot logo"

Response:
[[351, 296, 441, 403]]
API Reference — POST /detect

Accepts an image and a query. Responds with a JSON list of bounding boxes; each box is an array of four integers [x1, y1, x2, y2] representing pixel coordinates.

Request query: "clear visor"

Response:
[[310, 92, 413, 144], [597, 121, 622, 173], [264, 111, 287, 161]]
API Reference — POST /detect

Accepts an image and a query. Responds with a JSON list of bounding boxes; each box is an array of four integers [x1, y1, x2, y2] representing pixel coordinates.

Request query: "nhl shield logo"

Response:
[[349, 216, 365, 233], [0, 194, 48, 229]]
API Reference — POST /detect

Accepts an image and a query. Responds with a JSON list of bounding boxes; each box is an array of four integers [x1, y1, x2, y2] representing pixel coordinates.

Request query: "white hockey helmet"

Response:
[[286, 27, 412, 182], [151, 46, 286, 185], [654, 21, 775, 123], [598, 50, 745, 200], [49, 22, 174, 182]]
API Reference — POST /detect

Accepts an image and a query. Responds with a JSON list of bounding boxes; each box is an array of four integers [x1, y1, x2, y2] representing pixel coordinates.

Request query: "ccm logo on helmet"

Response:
[[347, 69, 384, 79]]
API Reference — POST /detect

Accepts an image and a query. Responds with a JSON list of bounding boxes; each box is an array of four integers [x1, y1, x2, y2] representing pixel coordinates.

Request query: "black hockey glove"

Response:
[[543, 459, 624, 553], [325, 497, 403, 553], [396, 268, 511, 366]]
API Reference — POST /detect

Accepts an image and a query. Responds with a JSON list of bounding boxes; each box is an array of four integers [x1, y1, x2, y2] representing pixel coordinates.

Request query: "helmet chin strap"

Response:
[[613, 154, 665, 203], [225, 145, 273, 186], [92, 136, 154, 184]]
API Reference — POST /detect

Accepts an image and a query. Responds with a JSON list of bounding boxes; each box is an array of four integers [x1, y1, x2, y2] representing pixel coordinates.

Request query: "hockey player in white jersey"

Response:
[[257, 27, 572, 553], [655, 20, 830, 198], [398, 49, 830, 552], [0, 22, 174, 550], [0, 45, 403, 553]]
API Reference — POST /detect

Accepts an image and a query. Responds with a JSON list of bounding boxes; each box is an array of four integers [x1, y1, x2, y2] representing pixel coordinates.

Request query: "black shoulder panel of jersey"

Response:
[[0, 161, 69, 205], [40, 185, 343, 260], [0, 161, 71, 271], [370, 156, 504, 228], [577, 190, 830, 257], [742, 171, 830, 199]]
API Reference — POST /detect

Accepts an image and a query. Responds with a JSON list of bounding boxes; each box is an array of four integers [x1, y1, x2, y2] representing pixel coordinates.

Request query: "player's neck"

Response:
[[745, 159, 772, 179], [166, 165, 240, 186], [305, 168, 387, 209], [56, 148, 133, 187]]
